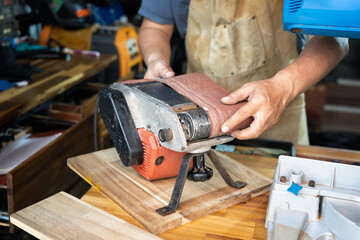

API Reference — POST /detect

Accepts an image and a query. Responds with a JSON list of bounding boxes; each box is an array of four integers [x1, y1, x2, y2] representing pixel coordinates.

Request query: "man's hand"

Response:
[[139, 18, 174, 79], [144, 59, 175, 79], [220, 75, 293, 139]]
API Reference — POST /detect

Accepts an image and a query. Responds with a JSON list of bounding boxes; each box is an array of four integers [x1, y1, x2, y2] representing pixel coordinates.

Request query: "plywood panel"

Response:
[[10, 192, 161, 240], [68, 149, 272, 234]]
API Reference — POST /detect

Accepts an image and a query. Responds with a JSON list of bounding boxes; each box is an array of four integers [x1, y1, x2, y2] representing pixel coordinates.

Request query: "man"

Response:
[[138, 0, 349, 145]]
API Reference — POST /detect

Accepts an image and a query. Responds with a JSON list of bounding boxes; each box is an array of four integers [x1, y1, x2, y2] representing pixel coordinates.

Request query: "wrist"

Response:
[[272, 69, 297, 106]]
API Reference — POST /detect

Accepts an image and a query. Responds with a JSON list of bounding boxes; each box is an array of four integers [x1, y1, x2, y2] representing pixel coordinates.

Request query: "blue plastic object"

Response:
[[283, 0, 360, 39], [287, 181, 303, 196], [91, 3, 126, 26], [0, 80, 15, 91]]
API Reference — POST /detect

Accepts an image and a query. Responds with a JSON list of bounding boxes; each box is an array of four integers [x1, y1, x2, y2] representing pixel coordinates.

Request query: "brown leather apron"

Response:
[[185, 0, 309, 144]]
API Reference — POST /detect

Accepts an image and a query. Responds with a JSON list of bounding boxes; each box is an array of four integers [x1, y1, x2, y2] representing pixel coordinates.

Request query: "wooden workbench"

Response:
[[0, 54, 117, 231], [80, 144, 360, 239], [0, 54, 117, 126]]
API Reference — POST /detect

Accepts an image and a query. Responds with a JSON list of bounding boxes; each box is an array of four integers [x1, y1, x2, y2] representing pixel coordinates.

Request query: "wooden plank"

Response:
[[0, 54, 117, 126], [10, 191, 161, 240], [82, 186, 271, 240], [6, 114, 95, 232], [326, 83, 360, 108], [295, 144, 360, 163], [68, 149, 272, 235], [322, 110, 360, 134]]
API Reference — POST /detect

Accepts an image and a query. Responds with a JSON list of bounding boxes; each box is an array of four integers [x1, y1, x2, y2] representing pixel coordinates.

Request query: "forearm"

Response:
[[276, 36, 349, 103], [139, 19, 174, 66]]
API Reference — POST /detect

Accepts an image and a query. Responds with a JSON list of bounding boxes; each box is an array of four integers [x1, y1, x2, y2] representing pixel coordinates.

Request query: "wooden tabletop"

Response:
[[0, 54, 117, 126], [81, 150, 277, 240], [81, 144, 360, 240]]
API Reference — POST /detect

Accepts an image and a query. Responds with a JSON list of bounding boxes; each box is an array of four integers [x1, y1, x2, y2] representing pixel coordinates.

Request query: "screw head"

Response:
[[280, 176, 287, 183], [308, 180, 315, 188]]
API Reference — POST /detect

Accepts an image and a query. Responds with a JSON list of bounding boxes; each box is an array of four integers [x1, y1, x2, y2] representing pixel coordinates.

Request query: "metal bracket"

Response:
[[156, 153, 194, 216], [156, 150, 247, 216], [207, 150, 247, 188]]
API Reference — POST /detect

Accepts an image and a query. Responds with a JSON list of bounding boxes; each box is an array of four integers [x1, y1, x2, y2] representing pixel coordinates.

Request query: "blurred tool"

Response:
[[114, 25, 143, 78], [0, 39, 40, 90], [0, 0, 18, 37], [283, 0, 360, 38], [62, 47, 100, 57], [89, 1, 128, 25], [27, 0, 94, 29], [15, 42, 72, 61], [39, 23, 99, 51]]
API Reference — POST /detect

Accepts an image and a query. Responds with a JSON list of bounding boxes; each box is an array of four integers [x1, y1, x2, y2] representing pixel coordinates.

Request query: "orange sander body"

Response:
[[134, 128, 187, 180]]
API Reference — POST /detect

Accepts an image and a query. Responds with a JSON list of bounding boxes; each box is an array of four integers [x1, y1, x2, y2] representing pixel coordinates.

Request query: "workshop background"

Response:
[[0, 0, 359, 239]]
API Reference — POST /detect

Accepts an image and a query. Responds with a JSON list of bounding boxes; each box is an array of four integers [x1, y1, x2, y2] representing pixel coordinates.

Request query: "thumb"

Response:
[[157, 63, 175, 78]]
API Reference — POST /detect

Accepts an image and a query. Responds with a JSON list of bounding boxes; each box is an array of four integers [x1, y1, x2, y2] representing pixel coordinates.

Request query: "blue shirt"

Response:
[[138, 0, 190, 39]]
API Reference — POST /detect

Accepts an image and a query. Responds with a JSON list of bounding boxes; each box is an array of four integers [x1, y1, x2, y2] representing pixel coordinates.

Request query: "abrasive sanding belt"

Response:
[[125, 73, 253, 137]]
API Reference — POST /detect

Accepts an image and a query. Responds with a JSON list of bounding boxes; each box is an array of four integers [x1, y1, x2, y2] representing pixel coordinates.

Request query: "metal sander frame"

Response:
[[156, 151, 247, 216], [99, 81, 247, 216]]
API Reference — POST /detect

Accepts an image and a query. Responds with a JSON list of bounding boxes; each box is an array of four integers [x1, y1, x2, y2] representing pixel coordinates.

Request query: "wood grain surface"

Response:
[[10, 191, 161, 240], [295, 144, 360, 163], [68, 149, 272, 235], [80, 150, 278, 240], [0, 54, 117, 126], [78, 145, 360, 239], [83, 187, 270, 240]]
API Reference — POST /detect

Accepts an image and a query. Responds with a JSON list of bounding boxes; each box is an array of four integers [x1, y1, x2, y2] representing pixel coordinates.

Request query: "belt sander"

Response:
[[98, 73, 252, 215]]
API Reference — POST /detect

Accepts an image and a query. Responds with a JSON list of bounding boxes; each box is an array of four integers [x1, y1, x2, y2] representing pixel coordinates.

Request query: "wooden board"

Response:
[[83, 187, 270, 240], [68, 148, 272, 234], [7, 115, 94, 218], [10, 191, 161, 240], [295, 144, 360, 163], [0, 54, 117, 126]]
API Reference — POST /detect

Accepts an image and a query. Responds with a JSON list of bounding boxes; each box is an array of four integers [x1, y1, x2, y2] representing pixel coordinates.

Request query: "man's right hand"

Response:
[[144, 59, 175, 79]]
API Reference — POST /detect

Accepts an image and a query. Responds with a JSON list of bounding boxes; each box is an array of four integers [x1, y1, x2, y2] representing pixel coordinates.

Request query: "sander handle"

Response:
[[98, 87, 144, 166]]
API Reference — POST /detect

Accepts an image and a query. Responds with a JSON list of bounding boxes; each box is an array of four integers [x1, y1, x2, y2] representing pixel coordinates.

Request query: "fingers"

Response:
[[159, 65, 174, 78], [145, 60, 174, 79], [230, 116, 265, 140], [221, 101, 257, 133], [221, 84, 253, 104]]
